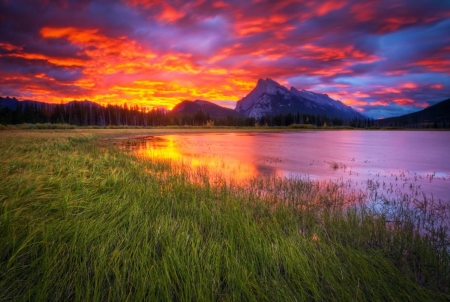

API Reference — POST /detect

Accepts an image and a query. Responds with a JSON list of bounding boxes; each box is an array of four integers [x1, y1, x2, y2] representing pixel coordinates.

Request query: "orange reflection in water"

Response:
[[134, 134, 260, 183]]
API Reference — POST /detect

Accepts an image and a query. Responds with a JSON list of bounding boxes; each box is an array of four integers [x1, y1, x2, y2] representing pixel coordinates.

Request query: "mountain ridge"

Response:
[[235, 78, 365, 119], [3, 80, 448, 126], [171, 100, 242, 118], [1, 79, 367, 120], [376, 97, 450, 127]]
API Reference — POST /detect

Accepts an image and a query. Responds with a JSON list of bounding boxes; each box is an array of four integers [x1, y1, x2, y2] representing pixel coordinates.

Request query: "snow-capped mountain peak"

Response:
[[235, 78, 290, 114], [235, 78, 365, 119]]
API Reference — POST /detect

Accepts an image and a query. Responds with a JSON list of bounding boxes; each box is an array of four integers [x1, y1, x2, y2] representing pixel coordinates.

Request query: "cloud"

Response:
[[0, 0, 449, 118]]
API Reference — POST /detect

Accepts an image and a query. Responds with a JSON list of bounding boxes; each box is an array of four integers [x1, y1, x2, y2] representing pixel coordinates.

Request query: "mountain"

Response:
[[171, 100, 242, 118], [376, 97, 450, 127], [0, 97, 19, 110], [235, 78, 365, 119], [0, 96, 57, 110]]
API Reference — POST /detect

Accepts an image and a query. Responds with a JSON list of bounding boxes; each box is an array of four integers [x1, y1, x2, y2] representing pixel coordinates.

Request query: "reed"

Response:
[[0, 130, 448, 301]]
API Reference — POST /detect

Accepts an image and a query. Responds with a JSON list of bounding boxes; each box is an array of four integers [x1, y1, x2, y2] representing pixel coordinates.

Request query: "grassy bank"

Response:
[[2, 123, 450, 131], [1, 130, 449, 301]]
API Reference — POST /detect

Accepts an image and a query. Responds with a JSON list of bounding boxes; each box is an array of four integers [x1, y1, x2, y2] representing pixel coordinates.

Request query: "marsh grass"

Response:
[[0, 130, 449, 301]]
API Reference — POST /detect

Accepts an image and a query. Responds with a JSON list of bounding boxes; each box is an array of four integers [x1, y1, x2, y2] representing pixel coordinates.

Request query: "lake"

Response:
[[132, 131, 450, 203]]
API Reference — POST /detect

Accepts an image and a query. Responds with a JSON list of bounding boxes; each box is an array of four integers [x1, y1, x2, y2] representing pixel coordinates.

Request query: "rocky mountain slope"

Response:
[[235, 78, 365, 119]]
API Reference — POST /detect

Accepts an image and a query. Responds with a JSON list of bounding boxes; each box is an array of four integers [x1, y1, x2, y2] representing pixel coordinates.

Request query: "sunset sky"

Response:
[[1, 0, 449, 118]]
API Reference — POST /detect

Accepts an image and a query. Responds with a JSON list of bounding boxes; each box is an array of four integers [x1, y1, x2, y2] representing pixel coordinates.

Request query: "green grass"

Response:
[[0, 130, 449, 301]]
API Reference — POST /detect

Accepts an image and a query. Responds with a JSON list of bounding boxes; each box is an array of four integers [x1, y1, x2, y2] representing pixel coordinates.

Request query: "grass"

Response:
[[0, 129, 449, 301]]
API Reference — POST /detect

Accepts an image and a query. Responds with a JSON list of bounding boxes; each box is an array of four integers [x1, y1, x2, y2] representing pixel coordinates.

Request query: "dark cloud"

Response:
[[47, 69, 83, 82]]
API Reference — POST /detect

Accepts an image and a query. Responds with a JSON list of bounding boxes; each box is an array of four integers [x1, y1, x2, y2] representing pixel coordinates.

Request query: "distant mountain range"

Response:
[[2, 79, 449, 127], [0, 97, 100, 111], [235, 78, 365, 119], [1, 79, 366, 121], [171, 100, 242, 118], [376, 97, 450, 127], [170, 78, 365, 120], [0, 97, 56, 110]]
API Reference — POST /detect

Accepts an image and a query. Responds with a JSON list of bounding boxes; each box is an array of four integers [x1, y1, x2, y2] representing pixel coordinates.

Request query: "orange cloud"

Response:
[[157, 3, 185, 23], [328, 91, 368, 107], [229, 78, 257, 92], [40, 26, 153, 75], [4, 26, 214, 107], [208, 68, 228, 75], [40, 27, 98, 42], [233, 12, 295, 39], [340, 98, 368, 107], [37, 26, 183, 102], [5, 52, 85, 67], [106, 77, 245, 110], [0, 42, 23, 51], [234, 18, 268, 36]]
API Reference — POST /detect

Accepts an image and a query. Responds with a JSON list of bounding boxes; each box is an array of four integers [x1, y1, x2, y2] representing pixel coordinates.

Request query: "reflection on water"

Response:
[[134, 134, 261, 182], [132, 131, 450, 203]]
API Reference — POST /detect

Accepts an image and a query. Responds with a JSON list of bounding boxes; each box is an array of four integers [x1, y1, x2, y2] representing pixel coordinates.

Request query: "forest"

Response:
[[1, 98, 449, 128]]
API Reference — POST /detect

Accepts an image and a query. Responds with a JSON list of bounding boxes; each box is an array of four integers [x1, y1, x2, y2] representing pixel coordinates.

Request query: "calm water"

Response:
[[134, 131, 450, 202]]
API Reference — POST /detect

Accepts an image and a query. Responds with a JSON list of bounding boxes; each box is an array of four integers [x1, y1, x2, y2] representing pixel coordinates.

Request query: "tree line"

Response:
[[1, 100, 448, 128], [255, 112, 376, 128], [0, 101, 255, 127]]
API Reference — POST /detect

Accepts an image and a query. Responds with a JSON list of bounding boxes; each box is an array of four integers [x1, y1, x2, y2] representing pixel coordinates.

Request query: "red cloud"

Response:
[[316, 0, 347, 16], [373, 88, 401, 94], [0, 42, 23, 52], [157, 3, 185, 23], [369, 101, 389, 106], [401, 83, 418, 89], [416, 47, 450, 72], [431, 84, 443, 89], [379, 16, 418, 33], [393, 98, 414, 105], [299, 44, 381, 65], [350, 2, 377, 22]]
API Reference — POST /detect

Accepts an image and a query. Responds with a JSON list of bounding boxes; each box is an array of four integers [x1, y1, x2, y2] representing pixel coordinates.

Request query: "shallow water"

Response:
[[133, 131, 450, 202]]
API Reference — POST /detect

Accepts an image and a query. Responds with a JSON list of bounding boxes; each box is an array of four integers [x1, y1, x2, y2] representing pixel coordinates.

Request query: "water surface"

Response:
[[134, 131, 450, 202]]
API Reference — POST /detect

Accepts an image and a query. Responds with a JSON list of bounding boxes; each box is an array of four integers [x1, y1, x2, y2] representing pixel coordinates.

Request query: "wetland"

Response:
[[1, 129, 449, 301]]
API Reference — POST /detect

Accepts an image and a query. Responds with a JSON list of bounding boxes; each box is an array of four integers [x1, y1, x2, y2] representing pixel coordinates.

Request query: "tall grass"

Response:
[[0, 130, 449, 301]]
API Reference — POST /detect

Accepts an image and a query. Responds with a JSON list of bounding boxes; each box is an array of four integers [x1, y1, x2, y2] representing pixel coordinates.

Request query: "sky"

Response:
[[1, 0, 449, 119]]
